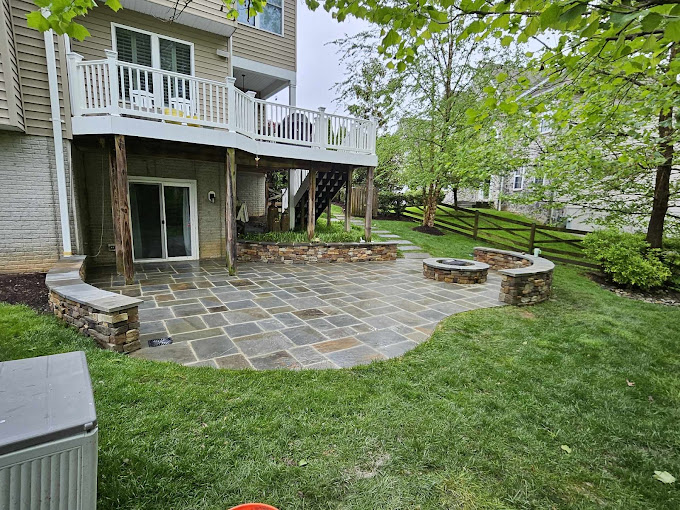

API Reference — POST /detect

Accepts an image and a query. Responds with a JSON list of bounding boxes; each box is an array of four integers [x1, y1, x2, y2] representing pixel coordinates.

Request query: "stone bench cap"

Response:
[[473, 247, 555, 275], [46, 256, 142, 313], [238, 240, 400, 248], [423, 258, 489, 272]]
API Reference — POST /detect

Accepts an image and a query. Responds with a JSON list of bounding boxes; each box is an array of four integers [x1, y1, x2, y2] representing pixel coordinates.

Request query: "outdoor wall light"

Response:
[[208, 191, 216, 203]]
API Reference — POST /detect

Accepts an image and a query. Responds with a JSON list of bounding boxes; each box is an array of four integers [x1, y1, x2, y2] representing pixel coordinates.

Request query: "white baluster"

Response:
[[317, 107, 327, 149], [66, 53, 84, 116], [226, 77, 236, 130], [246, 91, 257, 135]]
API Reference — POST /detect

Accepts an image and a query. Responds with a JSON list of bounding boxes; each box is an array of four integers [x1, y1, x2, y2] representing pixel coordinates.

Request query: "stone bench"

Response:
[[237, 241, 399, 263], [473, 247, 555, 305], [46, 256, 142, 352]]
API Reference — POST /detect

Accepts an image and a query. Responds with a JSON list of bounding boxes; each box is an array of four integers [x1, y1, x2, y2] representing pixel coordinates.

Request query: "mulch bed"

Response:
[[588, 272, 680, 307], [413, 225, 444, 236], [0, 273, 50, 313]]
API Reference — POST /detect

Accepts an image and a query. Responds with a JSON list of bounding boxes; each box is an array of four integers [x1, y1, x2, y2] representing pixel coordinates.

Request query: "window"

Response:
[[237, 0, 283, 35], [113, 25, 194, 75], [533, 176, 544, 186], [513, 168, 524, 190]]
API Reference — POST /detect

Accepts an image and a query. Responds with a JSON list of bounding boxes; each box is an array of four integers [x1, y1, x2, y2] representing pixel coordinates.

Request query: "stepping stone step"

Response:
[[398, 245, 426, 251], [379, 234, 401, 238], [403, 252, 431, 259]]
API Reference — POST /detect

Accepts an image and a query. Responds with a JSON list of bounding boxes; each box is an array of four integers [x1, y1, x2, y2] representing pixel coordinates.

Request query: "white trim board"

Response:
[[120, 0, 236, 37], [72, 116, 378, 167]]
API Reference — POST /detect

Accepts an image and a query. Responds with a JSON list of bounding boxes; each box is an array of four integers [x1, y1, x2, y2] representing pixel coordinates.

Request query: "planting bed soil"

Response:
[[0, 272, 49, 312], [588, 272, 680, 307], [413, 225, 444, 236]]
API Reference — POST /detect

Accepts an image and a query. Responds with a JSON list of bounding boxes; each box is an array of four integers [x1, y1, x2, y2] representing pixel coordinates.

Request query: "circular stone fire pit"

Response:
[[423, 258, 489, 284]]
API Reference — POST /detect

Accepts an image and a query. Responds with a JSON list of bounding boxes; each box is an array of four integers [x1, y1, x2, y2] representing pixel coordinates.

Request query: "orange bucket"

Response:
[[229, 505, 279, 510]]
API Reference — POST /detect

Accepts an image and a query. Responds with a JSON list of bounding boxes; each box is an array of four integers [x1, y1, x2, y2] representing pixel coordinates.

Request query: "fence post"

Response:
[[473, 210, 480, 239], [529, 223, 536, 253], [66, 52, 84, 116], [104, 50, 120, 115], [226, 77, 236, 131]]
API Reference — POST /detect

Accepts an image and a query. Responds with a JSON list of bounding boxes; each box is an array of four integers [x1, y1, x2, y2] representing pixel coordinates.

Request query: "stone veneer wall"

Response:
[[422, 264, 488, 284], [473, 247, 554, 306], [237, 241, 398, 263], [46, 256, 143, 352]]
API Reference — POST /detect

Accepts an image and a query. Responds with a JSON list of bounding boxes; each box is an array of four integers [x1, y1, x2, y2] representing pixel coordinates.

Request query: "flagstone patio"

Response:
[[88, 258, 504, 370]]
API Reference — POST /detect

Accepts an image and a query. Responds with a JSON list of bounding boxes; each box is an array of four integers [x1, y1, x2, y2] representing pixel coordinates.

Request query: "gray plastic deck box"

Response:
[[0, 352, 98, 509]]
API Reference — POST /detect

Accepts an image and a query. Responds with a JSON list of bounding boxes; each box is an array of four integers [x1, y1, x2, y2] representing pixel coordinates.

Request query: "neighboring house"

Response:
[[0, 0, 376, 274]]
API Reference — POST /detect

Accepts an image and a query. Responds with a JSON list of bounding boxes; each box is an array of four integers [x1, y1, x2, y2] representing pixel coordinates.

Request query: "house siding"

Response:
[[231, 0, 296, 72], [0, 132, 75, 273], [0, 0, 24, 130]]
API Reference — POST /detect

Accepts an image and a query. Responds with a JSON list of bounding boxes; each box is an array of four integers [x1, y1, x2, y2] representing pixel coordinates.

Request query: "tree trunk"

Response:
[[422, 183, 439, 228], [453, 188, 458, 208], [646, 107, 673, 249]]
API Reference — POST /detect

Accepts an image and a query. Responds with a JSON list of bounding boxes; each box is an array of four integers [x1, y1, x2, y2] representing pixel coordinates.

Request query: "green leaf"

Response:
[[501, 35, 513, 47], [559, 4, 587, 25], [397, 61, 406, 72], [26, 11, 50, 32], [298, 460, 308, 467], [496, 72, 508, 83], [560, 445, 572, 454], [382, 29, 401, 47], [65, 22, 90, 41], [665, 20, 680, 42], [653, 471, 676, 484], [641, 13, 662, 33], [541, 4, 562, 29]]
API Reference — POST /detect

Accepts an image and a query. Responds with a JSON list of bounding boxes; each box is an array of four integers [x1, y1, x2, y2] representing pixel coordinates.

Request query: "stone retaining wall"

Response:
[[46, 256, 143, 352], [237, 241, 398, 263], [473, 247, 555, 306], [423, 265, 488, 284]]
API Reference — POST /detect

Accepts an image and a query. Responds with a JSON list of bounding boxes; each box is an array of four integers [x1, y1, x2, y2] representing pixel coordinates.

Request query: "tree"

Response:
[[333, 24, 524, 228], [309, 0, 680, 247]]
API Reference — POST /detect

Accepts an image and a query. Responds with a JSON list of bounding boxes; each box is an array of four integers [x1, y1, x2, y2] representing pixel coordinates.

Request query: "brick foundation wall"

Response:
[[423, 265, 488, 284], [473, 247, 554, 306], [46, 256, 142, 352], [237, 241, 398, 263], [0, 132, 75, 273]]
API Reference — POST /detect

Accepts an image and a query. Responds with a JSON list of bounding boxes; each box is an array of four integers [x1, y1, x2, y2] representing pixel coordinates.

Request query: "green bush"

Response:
[[240, 222, 365, 243], [660, 238, 680, 289], [377, 191, 408, 217], [583, 229, 671, 289]]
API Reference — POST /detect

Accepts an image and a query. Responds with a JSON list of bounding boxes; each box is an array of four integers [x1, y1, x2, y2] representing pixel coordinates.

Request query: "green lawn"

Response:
[[1, 226, 679, 509]]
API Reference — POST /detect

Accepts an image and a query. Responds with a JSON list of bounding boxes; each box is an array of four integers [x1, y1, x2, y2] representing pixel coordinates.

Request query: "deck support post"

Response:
[[288, 169, 295, 231], [114, 135, 134, 285], [364, 166, 375, 242], [107, 139, 123, 275], [345, 168, 353, 232], [326, 194, 331, 228], [225, 148, 237, 275], [307, 169, 316, 241]]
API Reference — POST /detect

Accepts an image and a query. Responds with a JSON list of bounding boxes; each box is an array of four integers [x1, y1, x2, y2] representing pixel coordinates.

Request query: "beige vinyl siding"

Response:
[[0, 0, 23, 129], [231, 0, 296, 72], [70, 8, 230, 83], [10, 0, 66, 136]]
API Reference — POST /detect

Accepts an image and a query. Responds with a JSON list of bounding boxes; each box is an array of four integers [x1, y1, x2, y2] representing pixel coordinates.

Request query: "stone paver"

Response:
[[90, 229, 503, 370]]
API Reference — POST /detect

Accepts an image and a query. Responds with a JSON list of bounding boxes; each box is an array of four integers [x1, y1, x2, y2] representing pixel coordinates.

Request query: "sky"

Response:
[[270, 2, 370, 114]]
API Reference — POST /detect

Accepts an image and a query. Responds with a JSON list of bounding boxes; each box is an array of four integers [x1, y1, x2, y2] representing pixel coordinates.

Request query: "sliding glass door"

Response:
[[129, 179, 197, 261]]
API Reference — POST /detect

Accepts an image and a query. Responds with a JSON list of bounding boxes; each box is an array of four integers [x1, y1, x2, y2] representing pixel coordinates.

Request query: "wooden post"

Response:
[[288, 169, 295, 231], [472, 210, 480, 240], [107, 139, 123, 275], [528, 223, 536, 254], [345, 168, 352, 232], [326, 195, 331, 228], [364, 166, 375, 241], [307, 169, 316, 241], [225, 148, 237, 275], [114, 135, 134, 285]]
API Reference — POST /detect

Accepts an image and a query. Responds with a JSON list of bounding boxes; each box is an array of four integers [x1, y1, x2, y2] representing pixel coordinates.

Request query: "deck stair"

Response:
[[293, 168, 347, 228]]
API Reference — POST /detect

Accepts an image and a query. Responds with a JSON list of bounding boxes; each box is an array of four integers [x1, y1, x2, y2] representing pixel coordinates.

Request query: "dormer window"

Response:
[[237, 0, 283, 35]]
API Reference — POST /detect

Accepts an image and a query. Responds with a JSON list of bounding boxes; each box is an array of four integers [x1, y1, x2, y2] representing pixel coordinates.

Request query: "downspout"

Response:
[[44, 26, 72, 256]]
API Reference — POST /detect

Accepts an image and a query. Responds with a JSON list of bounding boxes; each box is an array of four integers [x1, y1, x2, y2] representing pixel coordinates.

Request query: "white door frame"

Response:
[[128, 176, 200, 262]]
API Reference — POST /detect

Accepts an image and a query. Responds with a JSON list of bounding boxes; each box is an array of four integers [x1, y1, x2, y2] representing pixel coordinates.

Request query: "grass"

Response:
[[239, 222, 366, 243], [2, 226, 680, 509]]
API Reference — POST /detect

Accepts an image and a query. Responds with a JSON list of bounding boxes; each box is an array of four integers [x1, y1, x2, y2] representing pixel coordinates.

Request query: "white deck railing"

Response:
[[67, 50, 376, 155]]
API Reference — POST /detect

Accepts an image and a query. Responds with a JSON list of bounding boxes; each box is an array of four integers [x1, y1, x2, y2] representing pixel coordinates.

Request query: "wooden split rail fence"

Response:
[[402, 205, 597, 268]]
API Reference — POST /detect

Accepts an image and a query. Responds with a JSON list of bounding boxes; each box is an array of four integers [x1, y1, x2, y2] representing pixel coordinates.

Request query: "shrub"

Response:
[[377, 191, 408, 217], [240, 222, 365, 243], [583, 229, 671, 289], [660, 238, 680, 289]]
